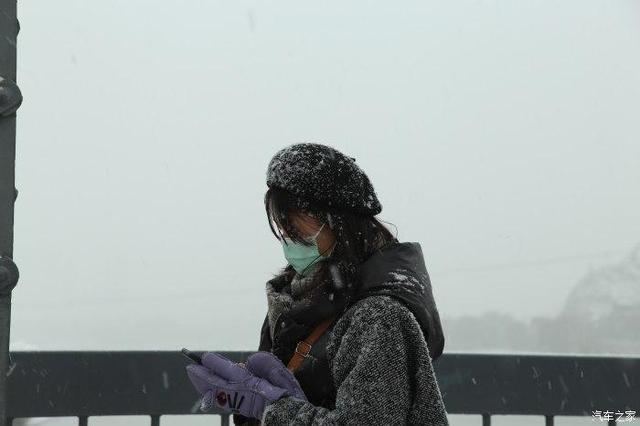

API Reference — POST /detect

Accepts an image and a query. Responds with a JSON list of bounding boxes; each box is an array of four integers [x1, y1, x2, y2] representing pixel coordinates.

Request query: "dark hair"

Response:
[[264, 186, 398, 302]]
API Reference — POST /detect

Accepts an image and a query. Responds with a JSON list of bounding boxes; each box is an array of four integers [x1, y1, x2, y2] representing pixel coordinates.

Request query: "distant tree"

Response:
[[443, 243, 640, 355]]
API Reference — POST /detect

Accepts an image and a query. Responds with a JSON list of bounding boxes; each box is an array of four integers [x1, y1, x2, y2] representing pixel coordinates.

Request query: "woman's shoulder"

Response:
[[331, 294, 421, 338], [325, 294, 430, 372]]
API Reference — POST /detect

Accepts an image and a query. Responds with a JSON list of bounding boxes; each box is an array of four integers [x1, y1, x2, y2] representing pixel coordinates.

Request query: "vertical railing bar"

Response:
[[0, 0, 20, 422], [78, 415, 88, 426], [150, 414, 160, 426], [0, 0, 20, 418], [482, 413, 491, 426], [221, 413, 230, 426], [545, 415, 554, 426]]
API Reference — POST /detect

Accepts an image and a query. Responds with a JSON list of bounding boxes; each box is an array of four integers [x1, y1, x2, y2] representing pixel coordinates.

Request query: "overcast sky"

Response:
[[9, 0, 640, 351]]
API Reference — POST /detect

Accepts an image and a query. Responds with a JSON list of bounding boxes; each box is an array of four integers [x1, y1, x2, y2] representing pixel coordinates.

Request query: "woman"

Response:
[[186, 143, 450, 425]]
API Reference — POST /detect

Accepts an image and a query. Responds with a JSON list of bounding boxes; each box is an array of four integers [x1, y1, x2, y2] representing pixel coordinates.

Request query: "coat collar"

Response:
[[353, 240, 446, 360]]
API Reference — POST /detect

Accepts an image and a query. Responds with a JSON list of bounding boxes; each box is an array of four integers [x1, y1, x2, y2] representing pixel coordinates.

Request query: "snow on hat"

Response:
[[266, 142, 382, 215]]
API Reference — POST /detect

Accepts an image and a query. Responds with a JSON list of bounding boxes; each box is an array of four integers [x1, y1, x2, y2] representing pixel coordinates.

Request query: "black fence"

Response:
[[7, 351, 639, 425]]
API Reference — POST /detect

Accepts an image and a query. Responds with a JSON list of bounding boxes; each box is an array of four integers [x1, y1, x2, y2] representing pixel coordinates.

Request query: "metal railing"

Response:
[[0, 0, 21, 424], [7, 351, 639, 425]]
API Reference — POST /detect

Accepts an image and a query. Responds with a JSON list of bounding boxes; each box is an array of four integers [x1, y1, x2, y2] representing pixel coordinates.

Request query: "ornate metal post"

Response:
[[0, 0, 22, 424]]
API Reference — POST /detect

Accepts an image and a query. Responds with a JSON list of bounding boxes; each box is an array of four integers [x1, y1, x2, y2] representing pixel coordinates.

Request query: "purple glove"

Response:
[[185, 351, 307, 420]]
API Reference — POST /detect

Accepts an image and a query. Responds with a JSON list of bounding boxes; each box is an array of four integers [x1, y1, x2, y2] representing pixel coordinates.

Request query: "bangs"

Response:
[[264, 187, 316, 246]]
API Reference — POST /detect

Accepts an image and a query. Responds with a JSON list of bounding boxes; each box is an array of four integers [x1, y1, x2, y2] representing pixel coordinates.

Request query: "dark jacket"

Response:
[[233, 241, 448, 425], [352, 240, 445, 360]]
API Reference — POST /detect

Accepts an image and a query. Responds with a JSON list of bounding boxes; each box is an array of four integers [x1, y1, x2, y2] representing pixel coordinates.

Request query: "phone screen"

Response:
[[181, 348, 202, 364]]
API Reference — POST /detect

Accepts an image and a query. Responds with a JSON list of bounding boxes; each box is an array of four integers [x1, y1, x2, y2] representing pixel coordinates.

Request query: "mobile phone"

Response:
[[181, 348, 203, 364]]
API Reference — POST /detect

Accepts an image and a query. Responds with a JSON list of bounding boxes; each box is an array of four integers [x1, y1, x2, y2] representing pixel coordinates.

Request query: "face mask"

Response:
[[281, 222, 332, 277]]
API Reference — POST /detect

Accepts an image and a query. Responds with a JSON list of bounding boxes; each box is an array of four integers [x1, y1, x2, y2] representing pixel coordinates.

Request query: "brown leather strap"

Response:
[[287, 316, 337, 373]]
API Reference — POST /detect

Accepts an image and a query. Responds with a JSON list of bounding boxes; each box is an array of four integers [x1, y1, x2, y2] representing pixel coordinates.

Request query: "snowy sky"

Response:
[[10, 0, 640, 351]]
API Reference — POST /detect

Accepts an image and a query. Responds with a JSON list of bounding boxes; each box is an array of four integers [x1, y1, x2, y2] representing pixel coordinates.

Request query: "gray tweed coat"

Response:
[[259, 241, 450, 425]]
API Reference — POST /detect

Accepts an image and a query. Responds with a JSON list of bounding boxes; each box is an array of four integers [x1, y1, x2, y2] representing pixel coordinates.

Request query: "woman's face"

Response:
[[284, 212, 336, 256]]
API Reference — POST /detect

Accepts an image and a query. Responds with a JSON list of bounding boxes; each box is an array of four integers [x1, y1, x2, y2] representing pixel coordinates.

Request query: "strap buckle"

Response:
[[295, 341, 312, 358]]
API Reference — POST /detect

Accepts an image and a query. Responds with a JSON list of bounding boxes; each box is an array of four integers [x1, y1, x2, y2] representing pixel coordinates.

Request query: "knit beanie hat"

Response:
[[266, 143, 382, 216]]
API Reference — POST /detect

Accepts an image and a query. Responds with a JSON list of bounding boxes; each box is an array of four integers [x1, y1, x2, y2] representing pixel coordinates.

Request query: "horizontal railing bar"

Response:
[[437, 352, 639, 416], [6, 413, 623, 423], [7, 351, 639, 418]]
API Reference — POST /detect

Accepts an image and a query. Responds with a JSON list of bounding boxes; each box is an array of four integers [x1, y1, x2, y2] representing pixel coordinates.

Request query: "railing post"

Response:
[[481, 413, 491, 426], [0, 0, 22, 425]]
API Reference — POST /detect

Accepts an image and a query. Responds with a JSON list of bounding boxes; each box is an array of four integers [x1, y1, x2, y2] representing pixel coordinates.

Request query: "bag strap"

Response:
[[287, 316, 337, 373]]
